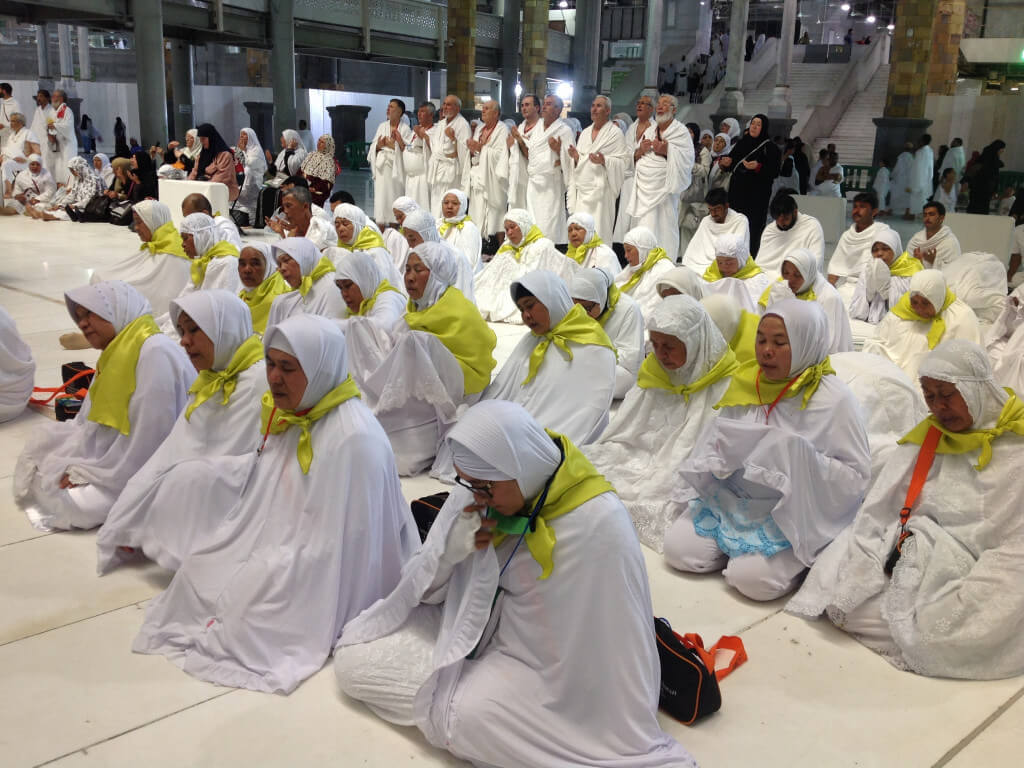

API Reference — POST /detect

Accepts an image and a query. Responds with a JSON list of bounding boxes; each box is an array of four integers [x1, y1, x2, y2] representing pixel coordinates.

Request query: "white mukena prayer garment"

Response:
[[266, 237, 346, 327], [0, 305, 35, 423]]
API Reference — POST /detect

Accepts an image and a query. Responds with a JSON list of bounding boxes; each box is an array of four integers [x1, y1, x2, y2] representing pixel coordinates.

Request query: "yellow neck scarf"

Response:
[[438, 215, 471, 236], [141, 221, 188, 261], [637, 347, 739, 402], [890, 288, 957, 349], [729, 310, 761, 365], [888, 252, 924, 278], [351, 279, 403, 317], [899, 391, 1024, 470], [259, 376, 361, 474], [759, 277, 816, 308], [597, 283, 622, 327], [339, 226, 386, 252], [703, 257, 763, 282], [523, 303, 617, 385], [299, 254, 335, 297], [566, 235, 604, 265], [715, 356, 836, 411], [87, 315, 161, 435], [496, 225, 544, 261], [621, 248, 670, 293], [185, 335, 264, 420], [491, 431, 614, 580], [190, 240, 239, 287], [405, 287, 497, 395], [240, 272, 292, 335]]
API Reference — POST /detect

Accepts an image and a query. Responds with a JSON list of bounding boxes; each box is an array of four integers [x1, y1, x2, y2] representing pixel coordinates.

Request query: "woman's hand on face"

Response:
[[58, 473, 77, 489], [474, 515, 498, 550]]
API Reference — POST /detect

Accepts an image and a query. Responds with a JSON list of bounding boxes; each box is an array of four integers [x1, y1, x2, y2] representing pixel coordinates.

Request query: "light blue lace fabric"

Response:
[[691, 473, 791, 558]]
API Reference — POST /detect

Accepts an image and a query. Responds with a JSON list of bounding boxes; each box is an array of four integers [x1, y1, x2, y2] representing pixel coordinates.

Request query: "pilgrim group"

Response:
[[1, 87, 1023, 768]]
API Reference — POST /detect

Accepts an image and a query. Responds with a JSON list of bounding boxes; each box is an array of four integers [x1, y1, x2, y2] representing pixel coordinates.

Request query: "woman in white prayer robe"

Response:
[[438, 188, 483, 273], [473, 208, 574, 323], [570, 267, 644, 398], [864, 270, 982, 383], [266, 237, 345, 326], [133, 313, 418, 694], [701, 231, 771, 312], [664, 299, 871, 600], [91, 200, 192, 318], [15, 282, 193, 531], [585, 295, 738, 550], [96, 291, 266, 574], [985, 284, 1024, 393], [848, 228, 923, 325], [565, 211, 621, 273], [0, 305, 35, 423], [235, 128, 267, 220], [616, 226, 675, 318], [789, 340, 1024, 679], [333, 203, 405, 291], [335, 400, 697, 768], [656, 265, 706, 301], [701, 293, 759, 366], [270, 129, 306, 178], [399, 206, 476, 301], [760, 247, 854, 354], [481, 270, 616, 445], [9, 154, 55, 213]]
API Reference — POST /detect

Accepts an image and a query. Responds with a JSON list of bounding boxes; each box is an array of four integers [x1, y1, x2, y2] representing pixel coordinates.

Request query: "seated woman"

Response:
[[664, 299, 870, 601], [237, 242, 291, 334], [864, 270, 982, 382], [473, 208, 574, 323], [438, 188, 482, 272], [656, 265, 706, 301], [96, 290, 266, 574], [400, 207, 475, 301], [481, 270, 616, 445], [569, 267, 645, 398], [8, 154, 55, 214], [267, 238, 345, 326], [566, 212, 620, 273], [0, 305, 35, 423], [383, 195, 419, 272], [333, 202, 405, 290], [848, 229, 922, 324], [188, 123, 239, 202], [701, 293, 759, 365], [90, 200, 191, 318], [334, 400, 697, 768], [986, 284, 1024, 393], [585, 295, 738, 550], [702, 232, 770, 312], [616, 226, 675, 317], [760, 247, 853, 354], [362, 242, 496, 476], [26, 156, 105, 221], [14, 281, 194, 531], [133, 313, 418, 694], [789, 340, 1024, 680]]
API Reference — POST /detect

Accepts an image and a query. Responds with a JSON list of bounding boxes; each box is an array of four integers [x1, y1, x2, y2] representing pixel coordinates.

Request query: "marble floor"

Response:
[[1, 212, 1021, 768]]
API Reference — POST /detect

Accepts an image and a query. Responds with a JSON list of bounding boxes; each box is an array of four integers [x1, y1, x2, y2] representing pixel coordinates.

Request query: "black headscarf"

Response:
[[129, 149, 157, 200], [195, 123, 232, 175], [728, 113, 775, 165], [979, 140, 1006, 170]]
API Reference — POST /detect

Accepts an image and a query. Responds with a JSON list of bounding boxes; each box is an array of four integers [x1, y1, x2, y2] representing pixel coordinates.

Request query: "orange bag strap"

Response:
[[895, 426, 941, 555], [681, 633, 748, 682], [29, 368, 95, 406]]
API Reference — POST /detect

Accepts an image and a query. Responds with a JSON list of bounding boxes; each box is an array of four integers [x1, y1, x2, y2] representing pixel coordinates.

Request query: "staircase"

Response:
[[739, 62, 849, 131], [815, 65, 890, 166]]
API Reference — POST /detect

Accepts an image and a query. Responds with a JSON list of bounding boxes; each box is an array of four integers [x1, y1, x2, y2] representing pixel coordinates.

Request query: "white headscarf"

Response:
[[179, 212, 220, 257], [240, 127, 265, 165], [409, 241, 458, 310], [567, 212, 598, 245], [170, 290, 255, 370], [65, 281, 152, 333], [714, 232, 748, 262], [721, 118, 741, 142], [402, 208, 441, 243], [333, 203, 368, 244], [782, 247, 821, 293], [510, 270, 574, 326], [872, 227, 903, 258], [132, 199, 173, 234], [623, 226, 659, 259], [699, 129, 714, 143], [503, 208, 536, 242], [330, 248, 385, 299], [447, 400, 562, 500], [240, 241, 278, 278], [441, 188, 469, 224], [908, 270, 948, 312], [917, 339, 1009, 430], [711, 131, 731, 159], [281, 129, 306, 152], [264, 313, 349, 411], [761, 298, 831, 376], [701, 293, 742, 343], [93, 152, 111, 174], [273, 237, 321, 278], [656, 266, 706, 300], [613, 118, 629, 135], [183, 129, 202, 160], [392, 196, 419, 217], [647, 294, 730, 387], [569, 267, 616, 312]]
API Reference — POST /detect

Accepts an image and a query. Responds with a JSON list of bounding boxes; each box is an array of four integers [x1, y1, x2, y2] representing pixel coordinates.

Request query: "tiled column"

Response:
[[927, 0, 966, 96], [522, 0, 548, 99], [447, 0, 476, 108]]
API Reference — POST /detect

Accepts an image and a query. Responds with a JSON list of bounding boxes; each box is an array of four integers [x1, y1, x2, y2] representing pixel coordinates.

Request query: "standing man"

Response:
[[627, 93, 693, 260], [907, 134, 934, 221], [30, 90, 55, 176], [506, 93, 541, 210], [463, 99, 509, 244], [525, 94, 575, 245], [890, 142, 915, 219], [426, 94, 471, 217], [567, 95, 627, 245], [367, 98, 413, 226], [395, 101, 435, 211], [45, 89, 78, 186], [614, 93, 654, 241], [0, 83, 21, 148]]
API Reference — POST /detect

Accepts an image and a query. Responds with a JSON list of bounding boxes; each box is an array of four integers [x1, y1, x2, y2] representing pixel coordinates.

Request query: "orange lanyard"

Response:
[[754, 369, 800, 421], [884, 426, 941, 574]]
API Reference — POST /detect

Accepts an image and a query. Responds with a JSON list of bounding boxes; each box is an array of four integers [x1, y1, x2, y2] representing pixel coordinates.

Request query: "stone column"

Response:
[[521, 0, 548, 99], [243, 101, 275, 151], [927, 1, 966, 96], [131, 0, 168, 146], [270, 0, 297, 140], [571, 0, 601, 109], [169, 40, 194, 139], [768, 0, 797, 120], [77, 27, 91, 82], [446, 0, 477, 109], [411, 67, 429, 111], [57, 24, 74, 81], [327, 104, 371, 169], [37, 23, 55, 89], [719, 0, 749, 115], [643, 0, 663, 89], [500, 0, 522, 116]]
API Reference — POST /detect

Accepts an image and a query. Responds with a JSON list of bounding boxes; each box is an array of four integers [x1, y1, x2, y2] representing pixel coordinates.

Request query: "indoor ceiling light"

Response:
[[558, 0, 568, 8], [887, 23, 895, 30], [840, 3, 851, 11], [867, 15, 876, 23]]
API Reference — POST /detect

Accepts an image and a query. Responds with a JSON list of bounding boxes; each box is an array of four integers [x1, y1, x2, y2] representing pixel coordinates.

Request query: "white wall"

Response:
[[926, 86, 1024, 171], [304, 90, 413, 142]]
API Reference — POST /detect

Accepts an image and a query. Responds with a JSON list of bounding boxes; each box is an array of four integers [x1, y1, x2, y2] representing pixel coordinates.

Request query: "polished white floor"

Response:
[[1, 213, 1022, 768]]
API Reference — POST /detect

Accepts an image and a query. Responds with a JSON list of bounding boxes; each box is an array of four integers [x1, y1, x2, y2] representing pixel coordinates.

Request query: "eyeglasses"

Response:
[[454, 476, 494, 498]]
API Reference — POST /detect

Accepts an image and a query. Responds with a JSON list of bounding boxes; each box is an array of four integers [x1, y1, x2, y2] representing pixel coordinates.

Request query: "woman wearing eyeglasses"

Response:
[[335, 400, 697, 768]]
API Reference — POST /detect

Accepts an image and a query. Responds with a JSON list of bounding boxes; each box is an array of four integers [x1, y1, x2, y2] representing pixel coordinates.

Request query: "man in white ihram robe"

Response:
[[682, 195, 750, 273], [427, 94, 472, 218], [756, 196, 825, 279], [525, 94, 575, 245], [367, 100, 414, 224], [42, 90, 77, 186], [908, 135, 934, 217], [462, 100, 509, 239], [394, 102, 435, 211], [506, 94, 541, 211], [889, 143, 914, 217], [827, 194, 889, 307], [567, 95, 628, 245], [906, 202, 962, 272]]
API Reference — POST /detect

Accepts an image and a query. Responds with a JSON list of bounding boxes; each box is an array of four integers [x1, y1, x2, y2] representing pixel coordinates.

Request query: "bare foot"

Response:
[[59, 332, 90, 350]]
